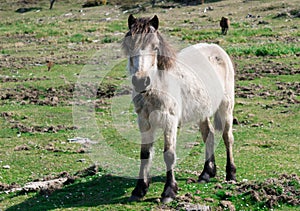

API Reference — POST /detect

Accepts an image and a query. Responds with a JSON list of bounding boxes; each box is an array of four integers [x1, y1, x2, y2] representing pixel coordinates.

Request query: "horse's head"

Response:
[[122, 14, 175, 93]]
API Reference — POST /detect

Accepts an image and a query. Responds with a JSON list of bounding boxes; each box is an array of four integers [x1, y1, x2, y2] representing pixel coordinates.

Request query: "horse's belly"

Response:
[[180, 88, 214, 123]]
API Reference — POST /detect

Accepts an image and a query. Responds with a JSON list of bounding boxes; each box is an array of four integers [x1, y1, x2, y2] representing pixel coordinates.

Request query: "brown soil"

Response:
[[178, 173, 299, 210], [0, 182, 21, 192], [235, 60, 300, 81], [236, 82, 300, 104], [0, 83, 116, 106], [235, 174, 300, 208], [11, 123, 77, 133]]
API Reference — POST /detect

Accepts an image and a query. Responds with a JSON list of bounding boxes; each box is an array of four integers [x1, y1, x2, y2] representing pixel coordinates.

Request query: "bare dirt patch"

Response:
[[0, 83, 116, 106], [0, 76, 49, 83], [235, 174, 300, 208], [179, 173, 299, 210], [236, 82, 300, 104], [235, 59, 300, 81], [11, 123, 77, 133]]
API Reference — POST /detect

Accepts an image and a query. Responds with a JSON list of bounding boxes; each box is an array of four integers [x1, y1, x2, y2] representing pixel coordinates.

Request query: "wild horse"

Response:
[[122, 14, 236, 203]]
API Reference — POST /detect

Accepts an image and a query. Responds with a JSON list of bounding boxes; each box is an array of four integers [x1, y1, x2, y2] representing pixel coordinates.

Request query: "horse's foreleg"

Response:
[[198, 118, 216, 183], [161, 117, 178, 203], [129, 129, 154, 202]]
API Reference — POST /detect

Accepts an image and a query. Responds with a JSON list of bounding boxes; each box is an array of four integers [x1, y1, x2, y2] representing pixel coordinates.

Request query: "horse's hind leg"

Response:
[[219, 102, 236, 181], [214, 99, 236, 181], [198, 118, 217, 183], [129, 129, 154, 202], [223, 119, 236, 181]]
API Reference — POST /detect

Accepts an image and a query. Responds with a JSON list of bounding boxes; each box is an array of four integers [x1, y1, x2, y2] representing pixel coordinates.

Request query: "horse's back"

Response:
[[179, 43, 234, 99], [175, 43, 234, 121], [187, 43, 235, 99]]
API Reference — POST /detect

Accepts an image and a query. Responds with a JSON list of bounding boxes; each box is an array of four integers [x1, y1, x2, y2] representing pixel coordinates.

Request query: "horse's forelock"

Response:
[[122, 17, 176, 70]]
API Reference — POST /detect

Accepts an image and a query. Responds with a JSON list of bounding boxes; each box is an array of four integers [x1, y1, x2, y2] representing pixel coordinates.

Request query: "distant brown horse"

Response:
[[122, 14, 236, 203], [220, 17, 230, 35]]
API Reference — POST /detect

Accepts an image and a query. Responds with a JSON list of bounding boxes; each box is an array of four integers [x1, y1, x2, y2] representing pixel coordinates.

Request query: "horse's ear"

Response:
[[128, 14, 136, 30], [150, 15, 159, 30]]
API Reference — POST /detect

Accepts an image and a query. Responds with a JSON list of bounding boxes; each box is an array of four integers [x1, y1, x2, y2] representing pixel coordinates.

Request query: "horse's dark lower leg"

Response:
[[224, 28, 228, 35], [161, 150, 178, 203], [223, 119, 236, 181], [130, 179, 149, 201], [129, 143, 153, 201], [221, 28, 225, 35], [198, 119, 216, 183], [49, 0, 56, 9]]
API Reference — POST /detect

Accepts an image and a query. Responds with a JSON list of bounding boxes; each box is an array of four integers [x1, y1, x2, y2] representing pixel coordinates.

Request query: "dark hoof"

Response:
[[199, 160, 216, 183], [226, 164, 236, 181], [226, 174, 236, 182], [161, 182, 178, 203], [128, 195, 143, 202], [161, 197, 174, 204], [198, 172, 211, 183]]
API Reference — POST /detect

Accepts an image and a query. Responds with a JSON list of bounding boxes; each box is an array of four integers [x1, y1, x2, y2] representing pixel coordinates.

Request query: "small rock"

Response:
[[76, 158, 86, 162], [220, 200, 235, 211], [186, 178, 197, 184], [193, 195, 202, 201], [64, 13, 73, 17], [185, 192, 193, 198], [266, 195, 278, 208], [258, 20, 269, 25], [250, 190, 261, 202], [51, 96, 59, 105], [178, 202, 211, 211], [14, 145, 30, 151], [247, 113, 255, 118], [3, 165, 10, 169], [215, 183, 223, 189], [225, 191, 233, 197], [76, 148, 87, 153], [204, 197, 214, 202], [154, 198, 160, 203], [251, 123, 262, 127]]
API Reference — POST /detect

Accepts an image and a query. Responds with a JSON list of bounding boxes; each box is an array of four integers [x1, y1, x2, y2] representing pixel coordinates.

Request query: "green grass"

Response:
[[0, 0, 300, 210], [226, 43, 300, 57]]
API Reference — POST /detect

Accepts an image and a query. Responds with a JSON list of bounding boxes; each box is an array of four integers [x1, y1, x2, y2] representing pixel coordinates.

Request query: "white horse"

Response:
[[122, 14, 236, 203]]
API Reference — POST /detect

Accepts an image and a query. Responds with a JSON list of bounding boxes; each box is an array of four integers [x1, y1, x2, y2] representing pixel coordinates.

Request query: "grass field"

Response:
[[0, 0, 299, 210]]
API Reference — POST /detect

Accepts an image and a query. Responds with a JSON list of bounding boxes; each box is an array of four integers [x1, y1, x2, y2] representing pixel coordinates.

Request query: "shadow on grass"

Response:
[[15, 7, 42, 13], [6, 175, 168, 210]]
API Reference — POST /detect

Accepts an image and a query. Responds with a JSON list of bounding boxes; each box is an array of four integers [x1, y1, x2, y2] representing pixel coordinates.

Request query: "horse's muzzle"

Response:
[[132, 74, 151, 93]]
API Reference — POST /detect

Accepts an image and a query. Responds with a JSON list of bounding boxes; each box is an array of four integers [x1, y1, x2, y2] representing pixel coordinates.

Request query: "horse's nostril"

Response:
[[144, 76, 151, 87], [132, 75, 138, 86], [132, 75, 151, 92]]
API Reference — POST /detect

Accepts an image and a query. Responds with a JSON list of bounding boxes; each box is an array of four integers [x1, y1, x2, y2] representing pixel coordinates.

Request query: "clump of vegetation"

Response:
[[69, 33, 85, 43], [82, 0, 107, 7], [226, 43, 300, 57]]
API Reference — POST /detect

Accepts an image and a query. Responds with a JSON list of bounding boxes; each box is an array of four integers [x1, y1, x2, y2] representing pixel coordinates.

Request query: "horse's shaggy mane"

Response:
[[122, 17, 176, 70]]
